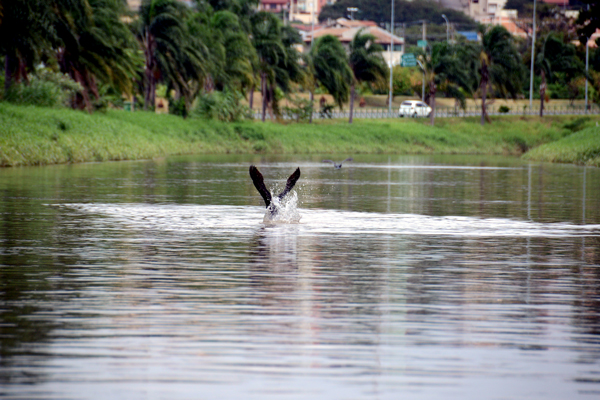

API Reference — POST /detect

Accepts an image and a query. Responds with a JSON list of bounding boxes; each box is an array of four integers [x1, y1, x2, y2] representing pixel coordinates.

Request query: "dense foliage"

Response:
[[318, 0, 477, 30], [0, 0, 598, 125]]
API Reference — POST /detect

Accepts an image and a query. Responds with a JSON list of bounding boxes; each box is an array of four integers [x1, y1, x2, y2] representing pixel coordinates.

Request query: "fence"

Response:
[[252, 103, 600, 121]]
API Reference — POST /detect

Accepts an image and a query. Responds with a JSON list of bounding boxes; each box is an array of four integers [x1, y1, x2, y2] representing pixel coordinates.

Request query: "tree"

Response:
[[52, 0, 141, 111], [348, 29, 387, 123], [272, 24, 304, 107], [250, 12, 286, 121], [535, 33, 584, 116], [576, 1, 600, 43], [138, 0, 202, 111], [319, 0, 477, 29], [0, 0, 52, 93], [535, 35, 552, 117], [505, 0, 555, 18], [478, 25, 524, 125], [309, 35, 353, 111], [419, 42, 473, 126], [209, 10, 256, 92]]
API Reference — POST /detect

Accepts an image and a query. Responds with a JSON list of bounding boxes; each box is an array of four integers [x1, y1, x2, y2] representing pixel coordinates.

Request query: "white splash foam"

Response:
[[263, 191, 302, 224], [54, 203, 600, 238]]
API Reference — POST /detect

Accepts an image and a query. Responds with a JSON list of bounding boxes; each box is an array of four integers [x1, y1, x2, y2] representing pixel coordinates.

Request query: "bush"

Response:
[[169, 98, 188, 118], [282, 95, 313, 122], [195, 89, 250, 122], [372, 65, 421, 96], [563, 117, 590, 133], [4, 70, 82, 108], [499, 105, 510, 113]]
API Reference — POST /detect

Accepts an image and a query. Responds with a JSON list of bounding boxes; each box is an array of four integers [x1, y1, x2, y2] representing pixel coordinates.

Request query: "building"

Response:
[[259, 0, 290, 13], [304, 19, 405, 67], [127, 0, 141, 9], [478, 9, 527, 37], [289, 0, 333, 24], [437, 0, 509, 22]]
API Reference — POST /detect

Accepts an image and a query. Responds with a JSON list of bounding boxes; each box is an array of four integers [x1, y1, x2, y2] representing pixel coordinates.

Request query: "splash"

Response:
[[54, 202, 600, 237], [263, 191, 301, 224]]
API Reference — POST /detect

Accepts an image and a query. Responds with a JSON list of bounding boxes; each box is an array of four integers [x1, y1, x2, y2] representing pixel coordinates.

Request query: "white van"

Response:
[[399, 100, 432, 118]]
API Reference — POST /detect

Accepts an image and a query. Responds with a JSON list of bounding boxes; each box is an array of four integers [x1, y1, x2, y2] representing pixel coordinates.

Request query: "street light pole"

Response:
[[585, 4, 590, 113], [529, 0, 537, 109], [441, 14, 449, 42], [388, 0, 394, 116], [416, 59, 425, 102], [347, 7, 358, 20]]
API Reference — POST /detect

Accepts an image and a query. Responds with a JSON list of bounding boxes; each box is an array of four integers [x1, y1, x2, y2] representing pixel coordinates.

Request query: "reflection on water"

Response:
[[1, 155, 600, 399]]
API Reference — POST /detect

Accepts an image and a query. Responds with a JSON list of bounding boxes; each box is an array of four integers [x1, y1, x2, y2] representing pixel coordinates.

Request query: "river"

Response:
[[1, 154, 599, 399]]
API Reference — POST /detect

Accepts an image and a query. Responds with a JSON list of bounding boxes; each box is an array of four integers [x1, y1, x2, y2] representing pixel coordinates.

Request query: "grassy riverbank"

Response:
[[1, 103, 599, 167], [523, 124, 600, 166]]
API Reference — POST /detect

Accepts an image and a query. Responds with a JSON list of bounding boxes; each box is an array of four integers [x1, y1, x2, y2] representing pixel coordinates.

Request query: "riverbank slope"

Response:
[[1, 103, 599, 167]]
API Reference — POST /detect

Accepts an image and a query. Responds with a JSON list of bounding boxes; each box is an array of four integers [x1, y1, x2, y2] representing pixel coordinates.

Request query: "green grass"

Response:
[[0, 104, 257, 166], [1, 102, 599, 167], [523, 123, 600, 166]]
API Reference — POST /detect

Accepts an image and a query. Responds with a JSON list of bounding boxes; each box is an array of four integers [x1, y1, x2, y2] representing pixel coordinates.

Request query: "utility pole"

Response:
[[585, 4, 590, 114], [311, 1, 315, 48], [422, 20, 426, 42], [388, 0, 394, 116], [529, 0, 537, 109], [347, 7, 358, 20], [442, 14, 449, 42], [417, 59, 425, 102]]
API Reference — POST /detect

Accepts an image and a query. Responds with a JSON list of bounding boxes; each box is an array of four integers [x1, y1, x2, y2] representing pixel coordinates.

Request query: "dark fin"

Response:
[[277, 167, 301, 200], [249, 165, 272, 208]]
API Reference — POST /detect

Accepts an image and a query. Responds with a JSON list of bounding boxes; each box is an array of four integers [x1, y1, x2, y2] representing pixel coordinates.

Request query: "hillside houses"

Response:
[[303, 18, 405, 67]]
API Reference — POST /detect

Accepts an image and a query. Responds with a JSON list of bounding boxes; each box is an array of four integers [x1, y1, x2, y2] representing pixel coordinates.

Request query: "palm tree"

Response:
[[52, 0, 141, 111], [535, 34, 552, 117], [138, 0, 200, 111], [479, 25, 524, 125], [348, 29, 387, 123], [250, 11, 286, 121], [271, 24, 304, 116], [210, 10, 256, 93], [419, 42, 473, 126], [534, 33, 583, 117], [162, 18, 208, 113], [309, 35, 352, 112], [0, 0, 52, 93]]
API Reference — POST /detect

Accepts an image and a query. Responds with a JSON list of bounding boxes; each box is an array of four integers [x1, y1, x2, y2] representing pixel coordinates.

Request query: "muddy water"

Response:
[[1, 155, 599, 399]]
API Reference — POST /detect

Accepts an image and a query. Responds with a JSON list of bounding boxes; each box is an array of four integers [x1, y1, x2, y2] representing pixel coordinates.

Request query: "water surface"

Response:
[[1, 155, 599, 399]]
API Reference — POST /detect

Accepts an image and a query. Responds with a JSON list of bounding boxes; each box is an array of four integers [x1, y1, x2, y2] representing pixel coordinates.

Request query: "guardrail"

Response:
[[252, 104, 600, 120]]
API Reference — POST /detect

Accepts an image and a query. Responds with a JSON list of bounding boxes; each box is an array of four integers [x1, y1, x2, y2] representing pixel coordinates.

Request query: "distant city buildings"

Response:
[[125, 0, 597, 48], [258, 0, 289, 14], [127, 0, 141, 10], [303, 18, 405, 67], [288, 0, 332, 24]]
